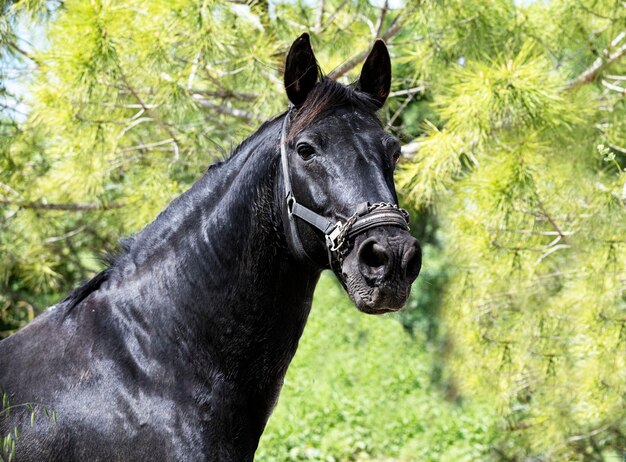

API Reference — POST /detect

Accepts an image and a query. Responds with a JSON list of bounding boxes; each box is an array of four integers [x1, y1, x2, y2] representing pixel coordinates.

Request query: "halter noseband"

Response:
[[279, 105, 410, 274]]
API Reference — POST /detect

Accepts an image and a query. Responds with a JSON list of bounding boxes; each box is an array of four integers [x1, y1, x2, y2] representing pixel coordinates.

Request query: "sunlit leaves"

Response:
[[395, 2, 626, 458]]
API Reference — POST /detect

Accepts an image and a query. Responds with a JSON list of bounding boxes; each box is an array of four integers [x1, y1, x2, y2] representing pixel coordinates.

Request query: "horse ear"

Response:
[[357, 39, 391, 108], [284, 33, 319, 107]]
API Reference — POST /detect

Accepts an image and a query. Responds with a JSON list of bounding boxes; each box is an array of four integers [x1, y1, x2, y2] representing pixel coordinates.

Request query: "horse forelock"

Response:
[[288, 77, 379, 140]]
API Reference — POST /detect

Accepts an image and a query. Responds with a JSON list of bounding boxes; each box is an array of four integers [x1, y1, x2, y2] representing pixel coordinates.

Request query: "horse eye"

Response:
[[296, 143, 315, 160], [383, 135, 401, 165]]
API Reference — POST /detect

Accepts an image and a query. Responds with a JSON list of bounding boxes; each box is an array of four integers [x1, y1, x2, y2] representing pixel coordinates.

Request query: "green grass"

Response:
[[256, 273, 498, 462]]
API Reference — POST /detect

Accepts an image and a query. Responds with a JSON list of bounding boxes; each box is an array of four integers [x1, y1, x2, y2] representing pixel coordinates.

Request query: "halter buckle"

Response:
[[326, 222, 345, 253], [286, 192, 296, 217]]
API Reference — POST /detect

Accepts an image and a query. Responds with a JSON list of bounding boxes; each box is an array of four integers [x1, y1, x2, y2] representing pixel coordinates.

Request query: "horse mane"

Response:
[[61, 269, 111, 311], [60, 77, 376, 313], [60, 117, 284, 313], [61, 237, 135, 311]]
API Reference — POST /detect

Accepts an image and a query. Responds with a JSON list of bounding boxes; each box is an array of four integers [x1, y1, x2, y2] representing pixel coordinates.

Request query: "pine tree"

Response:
[[396, 1, 626, 459]]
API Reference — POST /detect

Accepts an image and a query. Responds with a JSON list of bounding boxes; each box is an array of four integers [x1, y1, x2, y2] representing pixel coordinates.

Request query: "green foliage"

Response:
[[257, 274, 498, 462], [1, 0, 626, 460], [396, 1, 626, 459]]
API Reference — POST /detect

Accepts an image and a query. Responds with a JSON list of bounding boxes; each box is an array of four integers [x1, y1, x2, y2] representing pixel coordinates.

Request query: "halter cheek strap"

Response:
[[279, 105, 410, 274]]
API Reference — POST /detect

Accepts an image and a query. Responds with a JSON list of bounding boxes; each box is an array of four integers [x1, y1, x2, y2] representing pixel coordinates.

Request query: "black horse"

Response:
[[0, 34, 420, 461]]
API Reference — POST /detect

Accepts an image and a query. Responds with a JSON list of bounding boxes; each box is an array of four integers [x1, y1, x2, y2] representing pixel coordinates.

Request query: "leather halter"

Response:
[[279, 105, 410, 274]]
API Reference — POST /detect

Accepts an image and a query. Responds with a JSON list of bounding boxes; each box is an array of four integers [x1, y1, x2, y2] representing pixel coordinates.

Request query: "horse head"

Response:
[[280, 33, 421, 314]]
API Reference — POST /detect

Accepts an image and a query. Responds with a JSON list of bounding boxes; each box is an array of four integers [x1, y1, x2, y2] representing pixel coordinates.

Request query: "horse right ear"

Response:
[[284, 33, 319, 107]]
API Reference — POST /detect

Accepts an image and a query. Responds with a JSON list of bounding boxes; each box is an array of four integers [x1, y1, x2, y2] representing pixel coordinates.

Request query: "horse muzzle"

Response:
[[341, 227, 421, 314]]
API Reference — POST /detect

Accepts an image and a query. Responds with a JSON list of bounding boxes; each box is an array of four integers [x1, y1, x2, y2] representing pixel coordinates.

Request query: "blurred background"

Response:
[[1, 0, 625, 460]]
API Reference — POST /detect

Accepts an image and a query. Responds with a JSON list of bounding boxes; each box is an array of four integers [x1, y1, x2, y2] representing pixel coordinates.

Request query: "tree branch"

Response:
[[601, 79, 626, 93], [191, 95, 259, 122], [401, 141, 421, 157], [44, 225, 87, 244], [386, 93, 415, 129], [189, 88, 258, 101], [315, 0, 349, 33], [388, 85, 427, 97], [535, 201, 570, 246], [565, 32, 626, 90], [315, 0, 325, 31], [608, 142, 626, 155], [328, 15, 404, 80], [118, 72, 181, 160], [4, 37, 41, 66], [0, 200, 124, 211], [374, 0, 389, 38]]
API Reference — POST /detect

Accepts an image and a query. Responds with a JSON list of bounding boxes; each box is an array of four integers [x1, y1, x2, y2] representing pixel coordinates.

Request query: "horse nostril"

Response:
[[402, 243, 422, 282], [360, 241, 389, 269], [358, 239, 391, 281]]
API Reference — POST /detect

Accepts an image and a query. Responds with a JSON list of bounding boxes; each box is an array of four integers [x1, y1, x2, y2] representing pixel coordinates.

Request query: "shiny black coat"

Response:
[[0, 115, 320, 461], [0, 35, 419, 461]]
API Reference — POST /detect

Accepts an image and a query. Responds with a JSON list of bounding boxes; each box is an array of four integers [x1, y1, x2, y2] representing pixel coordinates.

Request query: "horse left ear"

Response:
[[357, 39, 391, 108], [284, 33, 320, 107]]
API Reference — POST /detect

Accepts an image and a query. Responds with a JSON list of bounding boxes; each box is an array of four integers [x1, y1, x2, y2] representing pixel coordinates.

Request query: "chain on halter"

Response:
[[279, 105, 410, 275], [326, 202, 409, 265]]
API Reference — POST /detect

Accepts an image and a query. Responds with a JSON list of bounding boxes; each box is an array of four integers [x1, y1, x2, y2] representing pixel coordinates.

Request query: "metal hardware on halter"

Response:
[[286, 192, 296, 216], [279, 105, 411, 272], [326, 224, 344, 252]]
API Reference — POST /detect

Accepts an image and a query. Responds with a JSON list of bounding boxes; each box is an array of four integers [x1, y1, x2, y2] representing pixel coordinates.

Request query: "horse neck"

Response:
[[109, 116, 321, 383]]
